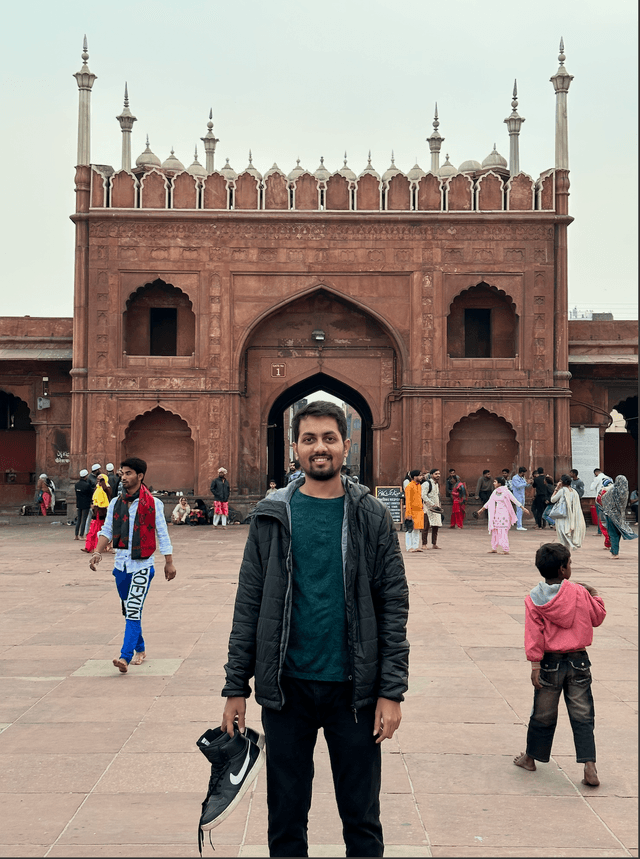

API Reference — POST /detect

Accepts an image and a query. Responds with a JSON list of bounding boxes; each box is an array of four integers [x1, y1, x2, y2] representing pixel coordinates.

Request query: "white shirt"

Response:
[[589, 473, 611, 495], [99, 495, 173, 573]]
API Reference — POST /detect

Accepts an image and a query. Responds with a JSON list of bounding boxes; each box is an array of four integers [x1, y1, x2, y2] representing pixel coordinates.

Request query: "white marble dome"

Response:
[[135, 138, 161, 168], [438, 155, 457, 177], [161, 149, 185, 172], [482, 145, 508, 169], [458, 159, 482, 173]]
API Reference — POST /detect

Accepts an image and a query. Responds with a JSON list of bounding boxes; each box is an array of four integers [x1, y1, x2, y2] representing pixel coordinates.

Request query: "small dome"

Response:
[[264, 163, 285, 179], [482, 144, 508, 169], [407, 162, 426, 181], [220, 158, 237, 180], [187, 148, 207, 177], [288, 158, 305, 181], [243, 151, 262, 179], [438, 154, 457, 177], [382, 154, 401, 182], [314, 157, 330, 181], [135, 136, 161, 168], [161, 148, 185, 172], [359, 153, 380, 179], [338, 154, 356, 181], [458, 159, 482, 173]]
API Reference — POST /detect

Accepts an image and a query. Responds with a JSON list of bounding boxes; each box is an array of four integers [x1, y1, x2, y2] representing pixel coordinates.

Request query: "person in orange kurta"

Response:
[[404, 470, 424, 552]]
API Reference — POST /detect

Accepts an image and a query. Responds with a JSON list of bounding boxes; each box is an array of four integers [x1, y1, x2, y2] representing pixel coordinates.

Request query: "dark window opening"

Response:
[[0, 391, 34, 430], [150, 307, 177, 356], [465, 308, 491, 358]]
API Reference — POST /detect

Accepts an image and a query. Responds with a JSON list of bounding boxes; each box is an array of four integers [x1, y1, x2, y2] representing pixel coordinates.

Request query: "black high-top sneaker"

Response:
[[196, 726, 265, 831]]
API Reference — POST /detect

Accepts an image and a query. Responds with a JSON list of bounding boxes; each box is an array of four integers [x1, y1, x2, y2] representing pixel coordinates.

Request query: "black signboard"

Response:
[[375, 485, 403, 523]]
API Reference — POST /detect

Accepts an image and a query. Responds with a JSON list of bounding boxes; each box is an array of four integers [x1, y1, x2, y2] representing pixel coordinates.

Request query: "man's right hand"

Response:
[[222, 696, 246, 736]]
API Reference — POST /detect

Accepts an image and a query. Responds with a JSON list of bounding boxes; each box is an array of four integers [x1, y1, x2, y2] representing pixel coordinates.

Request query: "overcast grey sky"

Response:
[[1, 0, 637, 319]]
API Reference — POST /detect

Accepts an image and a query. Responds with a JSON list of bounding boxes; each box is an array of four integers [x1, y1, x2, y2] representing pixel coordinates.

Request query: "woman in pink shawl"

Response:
[[479, 476, 530, 554]]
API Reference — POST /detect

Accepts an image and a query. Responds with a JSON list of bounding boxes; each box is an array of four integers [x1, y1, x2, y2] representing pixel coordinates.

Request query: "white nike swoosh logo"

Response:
[[229, 746, 251, 785]]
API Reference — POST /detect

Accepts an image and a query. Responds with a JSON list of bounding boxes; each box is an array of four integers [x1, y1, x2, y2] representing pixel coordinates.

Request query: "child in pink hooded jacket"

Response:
[[514, 543, 606, 787]]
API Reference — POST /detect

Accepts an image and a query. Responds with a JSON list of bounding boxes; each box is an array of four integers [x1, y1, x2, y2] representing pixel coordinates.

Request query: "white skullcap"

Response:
[[39, 473, 47, 479], [106, 463, 114, 471], [91, 463, 101, 471], [79, 469, 89, 477]]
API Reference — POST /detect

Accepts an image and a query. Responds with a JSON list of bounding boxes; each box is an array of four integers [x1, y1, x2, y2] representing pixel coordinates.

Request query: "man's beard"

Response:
[[307, 459, 338, 481]]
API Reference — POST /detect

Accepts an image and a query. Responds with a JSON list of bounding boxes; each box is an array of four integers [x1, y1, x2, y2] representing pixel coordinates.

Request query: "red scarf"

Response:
[[112, 483, 157, 560]]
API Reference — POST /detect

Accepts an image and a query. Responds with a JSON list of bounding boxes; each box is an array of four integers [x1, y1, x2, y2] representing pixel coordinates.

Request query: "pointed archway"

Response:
[[267, 373, 374, 490], [122, 407, 194, 493], [446, 408, 519, 490]]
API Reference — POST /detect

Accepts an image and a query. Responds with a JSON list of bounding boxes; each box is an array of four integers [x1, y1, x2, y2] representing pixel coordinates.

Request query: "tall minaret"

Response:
[[116, 83, 137, 171], [504, 80, 525, 176], [73, 36, 97, 166], [427, 104, 443, 174], [550, 37, 574, 169], [201, 109, 219, 174]]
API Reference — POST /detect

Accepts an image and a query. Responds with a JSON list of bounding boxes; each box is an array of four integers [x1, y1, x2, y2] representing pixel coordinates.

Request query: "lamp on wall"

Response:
[[312, 329, 325, 342]]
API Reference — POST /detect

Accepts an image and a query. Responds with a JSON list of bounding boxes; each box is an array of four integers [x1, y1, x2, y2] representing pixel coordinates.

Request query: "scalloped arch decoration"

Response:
[[449, 280, 517, 312], [125, 279, 193, 311]]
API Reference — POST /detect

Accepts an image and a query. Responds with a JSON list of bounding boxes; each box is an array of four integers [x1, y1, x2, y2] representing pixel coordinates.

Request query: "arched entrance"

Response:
[[446, 408, 519, 490], [122, 407, 194, 493], [604, 395, 638, 491], [0, 390, 36, 505], [237, 285, 404, 496], [267, 373, 374, 490]]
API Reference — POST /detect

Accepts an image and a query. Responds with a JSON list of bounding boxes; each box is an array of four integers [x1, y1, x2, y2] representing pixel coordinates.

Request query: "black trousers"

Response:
[[261, 676, 383, 857], [526, 651, 596, 763], [532, 495, 548, 528], [75, 507, 90, 538]]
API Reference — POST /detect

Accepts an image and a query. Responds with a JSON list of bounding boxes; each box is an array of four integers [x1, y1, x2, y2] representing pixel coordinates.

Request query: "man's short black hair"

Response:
[[449, 468, 456, 473], [409, 469, 421, 478], [502, 468, 509, 473], [482, 469, 490, 475], [570, 469, 578, 477], [292, 400, 348, 443], [537, 466, 544, 474], [429, 467, 438, 475], [518, 466, 527, 473], [120, 456, 147, 477], [535, 543, 571, 579], [594, 468, 601, 474]]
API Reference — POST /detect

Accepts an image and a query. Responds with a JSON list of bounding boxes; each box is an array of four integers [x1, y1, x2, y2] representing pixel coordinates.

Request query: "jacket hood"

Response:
[[529, 579, 577, 629], [254, 475, 370, 523]]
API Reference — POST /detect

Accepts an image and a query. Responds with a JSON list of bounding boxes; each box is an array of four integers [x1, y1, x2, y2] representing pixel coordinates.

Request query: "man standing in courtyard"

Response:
[[218, 400, 409, 857], [211, 466, 231, 528], [89, 457, 176, 673]]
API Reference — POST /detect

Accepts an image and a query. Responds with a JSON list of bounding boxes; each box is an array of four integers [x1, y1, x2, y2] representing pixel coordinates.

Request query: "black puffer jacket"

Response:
[[222, 476, 409, 711], [210, 477, 230, 502]]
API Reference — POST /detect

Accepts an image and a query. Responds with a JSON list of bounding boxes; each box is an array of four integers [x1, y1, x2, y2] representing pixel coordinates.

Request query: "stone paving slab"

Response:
[[0, 518, 636, 857]]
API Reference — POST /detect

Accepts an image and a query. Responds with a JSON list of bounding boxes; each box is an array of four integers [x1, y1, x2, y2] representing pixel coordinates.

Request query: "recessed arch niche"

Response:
[[447, 282, 518, 358], [0, 390, 36, 501], [122, 407, 194, 493], [123, 279, 195, 356], [447, 408, 519, 489]]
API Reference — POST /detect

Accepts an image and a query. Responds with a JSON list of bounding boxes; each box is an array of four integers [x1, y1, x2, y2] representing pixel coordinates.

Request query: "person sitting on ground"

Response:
[[514, 542, 606, 787], [171, 496, 191, 524]]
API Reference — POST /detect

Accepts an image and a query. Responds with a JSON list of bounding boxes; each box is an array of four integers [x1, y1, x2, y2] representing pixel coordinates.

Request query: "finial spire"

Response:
[[73, 36, 97, 167], [201, 107, 219, 174], [428, 101, 444, 173], [504, 78, 525, 175], [550, 37, 574, 170], [116, 81, 137, 171]]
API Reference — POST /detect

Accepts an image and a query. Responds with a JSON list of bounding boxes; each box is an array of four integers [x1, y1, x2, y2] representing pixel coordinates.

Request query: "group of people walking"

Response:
[[402, 464, 636, 559]]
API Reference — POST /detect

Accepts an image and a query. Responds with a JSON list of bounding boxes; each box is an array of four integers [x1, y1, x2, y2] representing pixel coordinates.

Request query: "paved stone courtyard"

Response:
[[0, 515, 636, 857]]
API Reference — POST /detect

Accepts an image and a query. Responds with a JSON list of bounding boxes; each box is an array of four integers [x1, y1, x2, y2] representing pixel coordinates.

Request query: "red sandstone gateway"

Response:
[[0, 40, 636, 516]]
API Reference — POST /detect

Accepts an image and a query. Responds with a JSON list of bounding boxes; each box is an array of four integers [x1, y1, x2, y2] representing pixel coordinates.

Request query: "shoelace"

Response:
[[198, 765, 224, 856]]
